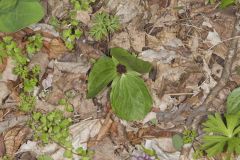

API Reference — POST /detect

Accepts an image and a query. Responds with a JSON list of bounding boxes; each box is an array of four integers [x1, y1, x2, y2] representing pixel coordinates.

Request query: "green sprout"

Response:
[[70, 0, 95, 11], [19, 93, 36, 112], [90, 12, 120, 41], [26, 34, 43, 55], [58, 98, 74, 112], [31, 110, 72, 146], [183, 129, 197, 144]]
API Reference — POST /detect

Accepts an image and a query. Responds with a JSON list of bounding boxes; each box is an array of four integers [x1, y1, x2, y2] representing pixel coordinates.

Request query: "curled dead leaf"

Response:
[[4, 127, 30, 157], [48, 39, 67, 59]]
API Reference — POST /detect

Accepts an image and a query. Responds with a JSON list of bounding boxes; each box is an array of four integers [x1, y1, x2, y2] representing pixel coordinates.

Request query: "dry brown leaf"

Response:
[[0, 58, 18, 82], [28, 52, 49, 80], [91, 137, 121, 160], [0, 58, 7, 73], [4, 127, 30, 157], [76, 11, 91, 25], [71, 95, 97, 120], [48, 39, 67, 59], [77, 42, 103, 60], [0, 134, 5, 157], [127, 26, 145, 52], [96, 113, 113, 142], [0, 82, 10, 105], [105, 0, 144, 24], [110, 32, 130, 50], [110, 121, 127, 144]]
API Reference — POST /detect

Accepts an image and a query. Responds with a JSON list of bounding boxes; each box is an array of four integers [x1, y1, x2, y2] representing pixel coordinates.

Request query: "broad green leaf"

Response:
[[87, 56, 117, 98], [0, 0, 44, 32], [172, 134, 184, 150], [0, 0, 18, 13], [220, 0, 235, 8], [111, 48, 152, 74], [110, 73, 152, 121], [227, 87, 240, 114]]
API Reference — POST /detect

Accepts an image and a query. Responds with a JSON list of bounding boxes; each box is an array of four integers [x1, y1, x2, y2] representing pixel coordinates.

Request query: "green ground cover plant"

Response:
[[26, 34, 43, 55], [87, 47, 152, 121], [200, 87, 240, 159], [90, 12, 120, 41]]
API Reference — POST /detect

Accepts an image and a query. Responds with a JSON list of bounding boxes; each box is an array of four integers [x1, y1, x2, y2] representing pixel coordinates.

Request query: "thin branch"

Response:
[[187, 10, 240, 126]]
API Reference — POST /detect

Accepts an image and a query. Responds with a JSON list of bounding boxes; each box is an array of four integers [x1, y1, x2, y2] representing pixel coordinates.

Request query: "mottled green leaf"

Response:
[[172, 134, 184, 150], [0, 0, 44, 32], [110, 73, 152, 121], [227, 87, 240, 114], [87, 56, 117, 98], [111, 48, 152, 74]]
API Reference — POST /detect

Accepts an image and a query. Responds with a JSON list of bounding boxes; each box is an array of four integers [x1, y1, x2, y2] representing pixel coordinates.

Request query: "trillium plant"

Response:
[[87, 48, 153, 121]]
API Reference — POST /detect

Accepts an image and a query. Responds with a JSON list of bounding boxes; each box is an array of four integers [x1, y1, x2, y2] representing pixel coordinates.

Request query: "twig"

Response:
[[187, 10, 240, 126]]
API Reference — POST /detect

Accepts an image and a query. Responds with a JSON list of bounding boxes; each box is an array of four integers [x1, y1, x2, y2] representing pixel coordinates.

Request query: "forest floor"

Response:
[[0, 0, 240, 160]]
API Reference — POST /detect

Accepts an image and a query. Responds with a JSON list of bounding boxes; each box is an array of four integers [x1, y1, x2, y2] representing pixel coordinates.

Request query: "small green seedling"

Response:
[[90, 12, 120, 40], [61, 11, 83, 50], [70, 0, 95, 11], [75, 147, 95, 160], [26, 34, 43, 55], [19, 93, 36, 112], [31, 110, 72, 146], [183, 129, 197, 144], [142, 146, 160, 160], [0, 36, 27, 65], [62, 28, 82, 50], [58, 98, 74, 112], [0, 36, 40, 112], [87, 47, 152, 121], [14, 64, 41, 93], [193, 149, 203, 160]]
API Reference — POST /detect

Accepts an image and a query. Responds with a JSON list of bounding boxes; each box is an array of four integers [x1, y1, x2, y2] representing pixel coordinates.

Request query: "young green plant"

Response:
[[87, 47, 153, 121], [90, 12, 120, 41], [70, 0, 95, 11], [202, 113, 240, 159], [26, 34, 43, 55], [0, 36, 42, 112], [30, 110, 94, 159]]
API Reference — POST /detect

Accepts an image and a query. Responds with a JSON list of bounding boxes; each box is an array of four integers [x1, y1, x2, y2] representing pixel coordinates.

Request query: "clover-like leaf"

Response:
[[87, 56, 117, 98], [111, 48, 152, 74], [0, 0, 44, 32], [110, 72, 152, 121], [227, 87, 240, 114]]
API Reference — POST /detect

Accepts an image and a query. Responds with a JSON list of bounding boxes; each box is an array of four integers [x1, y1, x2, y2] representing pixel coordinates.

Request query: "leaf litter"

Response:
[[0, 0, 240, 159]]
